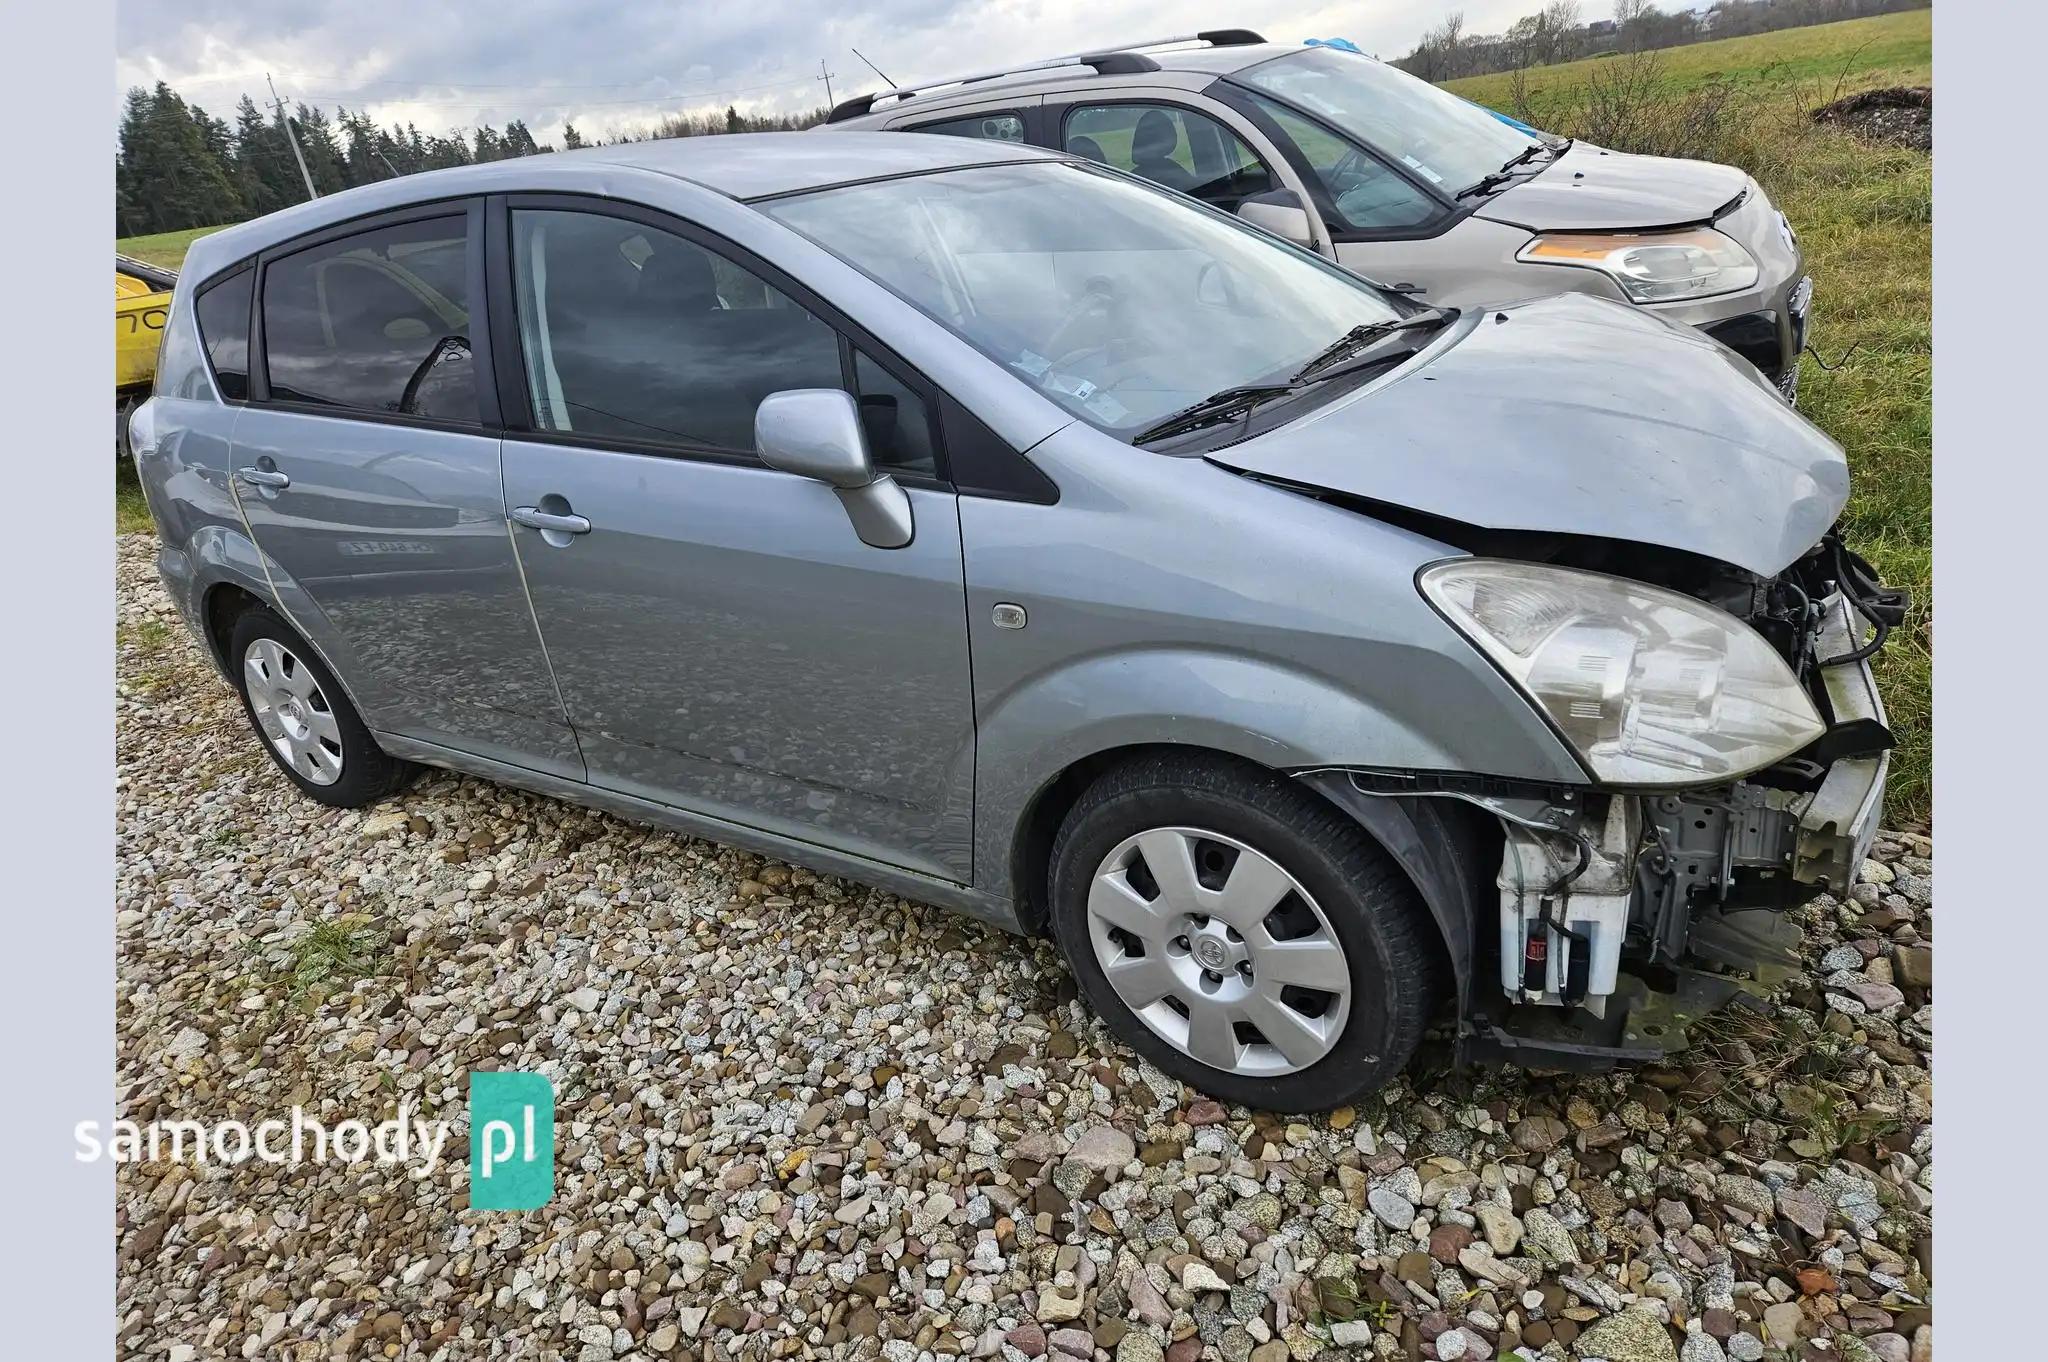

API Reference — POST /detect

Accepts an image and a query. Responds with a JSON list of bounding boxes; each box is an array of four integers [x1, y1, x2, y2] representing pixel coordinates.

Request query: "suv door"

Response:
[[491, 198, 977, 883], [230, 201, 583, 777]]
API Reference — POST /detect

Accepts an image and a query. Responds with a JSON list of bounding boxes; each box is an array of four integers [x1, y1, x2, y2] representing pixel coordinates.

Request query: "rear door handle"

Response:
[[236, 466, 290, 490], [510, 505, 592, 535]]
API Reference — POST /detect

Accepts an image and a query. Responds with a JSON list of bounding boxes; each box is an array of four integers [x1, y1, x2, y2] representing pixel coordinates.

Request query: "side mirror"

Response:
[[1237, 189, 1317, 248], [755, 389, 913, 549]]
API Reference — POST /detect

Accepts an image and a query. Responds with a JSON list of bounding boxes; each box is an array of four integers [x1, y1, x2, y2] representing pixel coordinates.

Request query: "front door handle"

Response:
[[236, 466, 290, 490], [510, 505, 591, 535]]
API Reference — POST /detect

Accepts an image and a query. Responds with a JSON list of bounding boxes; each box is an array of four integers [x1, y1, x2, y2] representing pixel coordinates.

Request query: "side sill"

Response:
[[372, 732, 1027, 935]]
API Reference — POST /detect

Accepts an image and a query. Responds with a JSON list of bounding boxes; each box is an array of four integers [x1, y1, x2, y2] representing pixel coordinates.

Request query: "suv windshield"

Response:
[[761, 162, 1404, 438], [1237, 46, 1541, 197]]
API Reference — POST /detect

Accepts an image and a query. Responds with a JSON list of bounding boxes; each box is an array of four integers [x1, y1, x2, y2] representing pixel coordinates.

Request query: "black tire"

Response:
[[1047, 752, 1440, 1112], [228, 607, 414, 808]]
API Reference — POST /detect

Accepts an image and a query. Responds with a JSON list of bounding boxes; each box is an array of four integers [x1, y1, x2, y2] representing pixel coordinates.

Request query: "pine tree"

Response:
[[562, 122, 585, 150]]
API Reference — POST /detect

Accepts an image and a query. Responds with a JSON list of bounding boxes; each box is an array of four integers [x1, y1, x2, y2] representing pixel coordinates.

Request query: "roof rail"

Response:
[[823, 29, 1269, 123]]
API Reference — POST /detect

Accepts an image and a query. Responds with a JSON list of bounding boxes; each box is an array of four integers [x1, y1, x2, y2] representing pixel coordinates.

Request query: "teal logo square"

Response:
[[468, 1070, 554, 1211]]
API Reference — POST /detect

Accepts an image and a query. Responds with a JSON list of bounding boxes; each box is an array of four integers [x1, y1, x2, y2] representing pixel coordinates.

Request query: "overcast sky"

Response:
[[115, 1, 1545, 143]]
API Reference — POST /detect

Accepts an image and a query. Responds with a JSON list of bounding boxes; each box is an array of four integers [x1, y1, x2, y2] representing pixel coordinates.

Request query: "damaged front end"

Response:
[[1317, 532, 1906, 1071]]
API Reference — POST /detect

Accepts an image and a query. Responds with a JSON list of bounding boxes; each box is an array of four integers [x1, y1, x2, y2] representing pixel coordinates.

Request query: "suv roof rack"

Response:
[[823, 29, 1270, 124]]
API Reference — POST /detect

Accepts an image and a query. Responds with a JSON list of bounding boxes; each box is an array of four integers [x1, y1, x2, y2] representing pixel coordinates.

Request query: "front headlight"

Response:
[[1420, 560, 1823, 786], [1516, 227, 1759, 303]]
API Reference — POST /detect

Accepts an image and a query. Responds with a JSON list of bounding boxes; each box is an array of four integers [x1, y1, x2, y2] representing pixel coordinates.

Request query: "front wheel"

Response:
[[229, 608, 414, 808], [1047, 753, 1440, 1112]]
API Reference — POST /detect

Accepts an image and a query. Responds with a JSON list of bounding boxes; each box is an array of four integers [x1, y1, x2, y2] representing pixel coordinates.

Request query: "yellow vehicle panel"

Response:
[[116, 257, 177, 393]]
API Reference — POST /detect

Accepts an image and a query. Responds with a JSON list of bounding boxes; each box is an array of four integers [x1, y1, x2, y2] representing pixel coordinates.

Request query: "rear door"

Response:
[[490, 197, 977, 882], [230, 200, 583, 777]]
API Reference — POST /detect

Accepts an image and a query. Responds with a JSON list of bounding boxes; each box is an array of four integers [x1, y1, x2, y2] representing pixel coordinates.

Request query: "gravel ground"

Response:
[[115, 534, 1934, 1362]]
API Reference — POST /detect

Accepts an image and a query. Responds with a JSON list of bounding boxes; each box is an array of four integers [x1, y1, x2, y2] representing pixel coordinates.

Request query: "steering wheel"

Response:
[[1041, 277, 1120, 365]]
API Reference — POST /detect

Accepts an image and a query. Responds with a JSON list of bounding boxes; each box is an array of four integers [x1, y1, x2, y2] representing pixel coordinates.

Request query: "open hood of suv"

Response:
[[1207, 294, 1847, 578], [1475, 141, 1751, 232]]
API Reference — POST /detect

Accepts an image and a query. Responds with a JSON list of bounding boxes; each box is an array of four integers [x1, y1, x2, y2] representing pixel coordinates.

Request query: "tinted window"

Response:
[[1064, 104, 1275, 212], [511, 209, 841, 452], [913, 113, 1026, 142], [1248, 95, 1441, 233], [854, 351, 937, 478], [262, 216, 477, 421], [194, 270, 253, 400]]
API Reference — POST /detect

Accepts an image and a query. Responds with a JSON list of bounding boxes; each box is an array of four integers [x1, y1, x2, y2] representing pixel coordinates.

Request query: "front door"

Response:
[[496, 203, 977, 882], [231, 204, 582, 777]]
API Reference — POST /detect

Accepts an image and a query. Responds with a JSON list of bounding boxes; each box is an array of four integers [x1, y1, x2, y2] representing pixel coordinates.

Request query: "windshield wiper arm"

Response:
[[1131, 383, 1295, 445], [1291, 311, 1449, 383]]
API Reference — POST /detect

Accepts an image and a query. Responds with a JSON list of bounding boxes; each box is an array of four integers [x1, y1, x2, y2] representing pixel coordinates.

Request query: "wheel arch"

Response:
[[1007, 743, 1486, 1017]]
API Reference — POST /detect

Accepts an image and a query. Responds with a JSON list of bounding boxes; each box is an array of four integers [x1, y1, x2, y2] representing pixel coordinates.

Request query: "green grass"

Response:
[[1446, 10, 1931, 115], [1450, 17, 1932, 822], [116, 223, 232, 271], [116, 459, 152, 534]]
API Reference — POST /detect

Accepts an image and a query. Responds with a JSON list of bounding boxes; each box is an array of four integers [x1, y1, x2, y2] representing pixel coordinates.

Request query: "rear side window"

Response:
[[912, 113, 1026, 143], [261, 216, 477, 422], [193, 270, 253, 400], [1064, 104, 1276, 212]]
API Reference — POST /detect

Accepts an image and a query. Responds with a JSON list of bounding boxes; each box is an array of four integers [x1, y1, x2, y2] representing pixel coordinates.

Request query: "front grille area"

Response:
[[1701, 309, 1786, 381]]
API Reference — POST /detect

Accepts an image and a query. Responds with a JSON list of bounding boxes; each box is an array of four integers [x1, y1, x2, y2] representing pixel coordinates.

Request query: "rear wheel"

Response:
[[1047, 752, 1439, 1112], [228, 608, 413, 808]]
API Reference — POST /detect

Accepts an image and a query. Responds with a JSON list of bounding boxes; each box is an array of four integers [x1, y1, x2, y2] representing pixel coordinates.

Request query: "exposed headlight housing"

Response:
[[1516, 227, 1759, 303], [1420, 560, 1824, 786]]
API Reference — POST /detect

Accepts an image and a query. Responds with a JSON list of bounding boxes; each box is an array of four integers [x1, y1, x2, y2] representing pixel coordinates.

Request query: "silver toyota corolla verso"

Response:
[[132, 132, 1901, 1112]]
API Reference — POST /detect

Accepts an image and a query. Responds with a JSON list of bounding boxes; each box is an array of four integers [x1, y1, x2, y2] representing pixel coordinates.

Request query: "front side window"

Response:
[[913, 113, 1027, 143], [762, 161, 1405, 439], [1247, 95, 1440, 233], [1236, 46, 1537, 197], [193, 269, 253, 400], [1063, 104, 1274, 212], [262, 216, 476, 421], [510, 209, 853, 457]]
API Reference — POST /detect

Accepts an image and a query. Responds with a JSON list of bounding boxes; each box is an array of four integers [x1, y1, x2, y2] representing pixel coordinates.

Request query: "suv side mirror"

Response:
[[1237, 189, 1317, 248], [755, 389, 913, 549]]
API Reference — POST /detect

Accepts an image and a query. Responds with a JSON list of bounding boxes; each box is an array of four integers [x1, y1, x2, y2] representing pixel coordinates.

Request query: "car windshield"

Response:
[[760, 161, 1404, 438], [1236, 46, 1540, 196]]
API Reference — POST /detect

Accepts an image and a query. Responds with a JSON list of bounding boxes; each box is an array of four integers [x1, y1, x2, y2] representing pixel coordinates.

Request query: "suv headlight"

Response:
[[1420, 560, 1823, 786], [1516, 227, 1759, 303]]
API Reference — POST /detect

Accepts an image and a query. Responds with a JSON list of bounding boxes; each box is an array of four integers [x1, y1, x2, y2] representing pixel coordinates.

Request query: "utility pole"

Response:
[[816, 58, 837, 107], [851, 47, 895, 86], [267, 74, 319, 201]]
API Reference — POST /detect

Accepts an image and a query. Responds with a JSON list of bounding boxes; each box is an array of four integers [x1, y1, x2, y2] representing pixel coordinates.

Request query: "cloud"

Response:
[[116, 0, 1538, 143]]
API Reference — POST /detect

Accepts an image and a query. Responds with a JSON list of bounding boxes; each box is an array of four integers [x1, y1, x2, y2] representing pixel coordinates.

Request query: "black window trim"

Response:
[[1208, 80, 1470, 245], [191, 262, 256, 405], [488, 191, 962, 491], [248, 195, 497, 436], [1050, 96, 1284, 213]]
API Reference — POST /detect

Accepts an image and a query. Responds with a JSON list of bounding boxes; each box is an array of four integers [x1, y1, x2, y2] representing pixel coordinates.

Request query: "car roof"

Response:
[[182, 132, 1063, 282], [827, 42, 1302, 125]]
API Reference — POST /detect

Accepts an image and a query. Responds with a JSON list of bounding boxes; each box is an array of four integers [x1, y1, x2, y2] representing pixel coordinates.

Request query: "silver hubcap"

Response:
[[243, 638, 343, 786], [1086, 827, 1351, 1077]]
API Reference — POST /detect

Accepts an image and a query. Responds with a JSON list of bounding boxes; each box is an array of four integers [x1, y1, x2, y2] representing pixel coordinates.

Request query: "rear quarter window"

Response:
[[193, 270, 254, 400]]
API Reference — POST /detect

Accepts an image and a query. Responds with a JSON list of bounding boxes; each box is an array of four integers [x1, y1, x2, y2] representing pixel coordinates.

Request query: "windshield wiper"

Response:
[[1291, 310, 1449, 383], [1457, 140, 1566, 200], [1131, 384, 1296, 446]]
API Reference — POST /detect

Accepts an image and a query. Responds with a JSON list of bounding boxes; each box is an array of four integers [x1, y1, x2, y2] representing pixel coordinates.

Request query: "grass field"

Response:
[[116, 224, 230, 270], [1447, 9, 1931, 115]]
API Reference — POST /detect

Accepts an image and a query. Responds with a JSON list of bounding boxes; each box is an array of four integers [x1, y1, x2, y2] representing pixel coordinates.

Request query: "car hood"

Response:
[[1475, 140, 1751, 231], [1208, 294, 1847, 577]]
